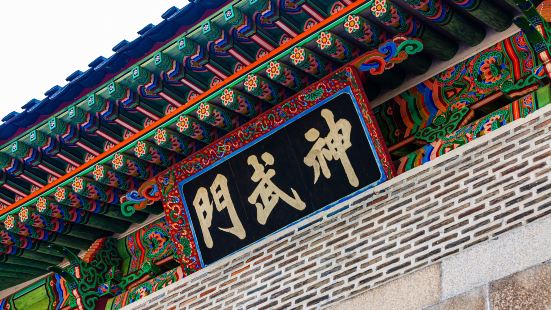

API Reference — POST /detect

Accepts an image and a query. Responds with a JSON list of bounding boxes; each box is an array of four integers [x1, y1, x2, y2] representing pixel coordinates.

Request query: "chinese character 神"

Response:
[[192, 174, 246, 248], [304, 108, 359, 187], [248, 152, 306, 225]]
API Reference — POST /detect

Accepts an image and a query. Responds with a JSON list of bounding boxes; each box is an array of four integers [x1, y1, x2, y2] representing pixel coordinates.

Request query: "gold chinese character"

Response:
[[192, 174, 246, 248], [304, 108, 359, 187], [247, 152, 306, 225]]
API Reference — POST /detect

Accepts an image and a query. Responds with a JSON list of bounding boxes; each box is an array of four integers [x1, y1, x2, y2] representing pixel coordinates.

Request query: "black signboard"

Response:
[[178, 89, 385, 265]]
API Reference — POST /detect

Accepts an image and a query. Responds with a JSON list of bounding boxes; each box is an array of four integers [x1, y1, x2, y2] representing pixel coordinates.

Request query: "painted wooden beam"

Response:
[[0, 262, 47, 276], [263, 60, 315, 92], [367, 3, 458, 60], [3, 217, 91, 250], [18, 207, 112, 240], [50, 189, 148, 223], [91, 164, 140, 191], [241, 74, 290, 105], [211, 88, 261, 118], [0, 254, 52, 270], [190, 102, 238, 131], [397, 0, 485, 46], [0, 238, 65, 261], [151, 127, 200, 156], [172, 115, 213, 144], [132, 140, 177, 167], [110, 153, 161, 180], [33, 198, 129, 233]]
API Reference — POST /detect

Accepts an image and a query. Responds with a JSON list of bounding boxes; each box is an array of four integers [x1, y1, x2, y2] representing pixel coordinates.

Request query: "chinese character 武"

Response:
[[248, 152, 306, 225]]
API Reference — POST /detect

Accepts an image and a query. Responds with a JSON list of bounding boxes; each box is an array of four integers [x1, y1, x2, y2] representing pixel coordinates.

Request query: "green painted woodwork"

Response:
[[139, 203, 164, 215], [400, 0, 486, 47], [398, 54, 433, 75], [13, 285, 50, 310], [449, 0, 512, 31], [414, 107, 470, 142], [0, 263, 46, 276], [30, 202, 129, 234], [0, 271, 35, 281], [49, 239, 122, 310], [20, 250, 63, 265], [0, 0, 525, 297], [536, 85, 550, 108], [0, 254, 51, 270], [117, 261, 160, 290]]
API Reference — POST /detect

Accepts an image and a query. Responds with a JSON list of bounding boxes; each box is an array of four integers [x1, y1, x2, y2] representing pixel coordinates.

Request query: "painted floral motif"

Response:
[[36, 197, 47, 212], [18, 207, 29, 222], [85, 153, 95, 162], [195, 103, 210, 120], [72, 177, 84, 193], [480, 56, 504, 84], [483, 115, 502, 132], [93, 165, 104, 181], [176, 116, 190, 133], [316, 32, 333, 50], [154, 128, 167, 145], [257, 49, 268, 59], [220, 89, 235, 106], [451, 102, 467, 110], [54, 187, 66, 202], [344, 15, 361, 33], [134, 141, 147, 158], [129, 284, 152, 302], [265, 61, 281, 79], [4, 215, 14, 230], [371, 0, 388, 17], [304, 19, 316, 30], [290, 47, 306, 65], [243, 74, 258, 92], [112, 153, 124, 170], [144, 227, 170, 259], [439, 66, 458, 82]]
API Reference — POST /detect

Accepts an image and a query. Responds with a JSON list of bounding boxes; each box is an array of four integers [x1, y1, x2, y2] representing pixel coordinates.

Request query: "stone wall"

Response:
[[123, 103, 551, 310], [333, 214, 551, 309]]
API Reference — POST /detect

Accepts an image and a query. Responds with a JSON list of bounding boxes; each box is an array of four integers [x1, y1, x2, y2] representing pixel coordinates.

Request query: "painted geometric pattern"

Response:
[[106, 267, 185, 310], [374, 32, 537, 147], [155, 66, 395, 269], [395, 90, 542, 173], [117, 218, 174, 276], [0, 274, 71, 310]]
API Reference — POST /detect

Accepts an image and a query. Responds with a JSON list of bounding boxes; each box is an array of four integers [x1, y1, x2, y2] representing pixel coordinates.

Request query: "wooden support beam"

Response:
[[151, 128, 200, 156], [211, 88, 260, 118], [132, 141, 177, 167], [190, 103, 238, 131], [50, 189, 148, 223], [398, 0, 485, 46], [3, 217, 91, 250], [263, 60, 315, 92], [0, 253, 55, 270], [241, 74, 290, 105], [110, 153, 161, 180], [0, 232, 70, 261], [18, 207, 109, 241], [91, 164, 140, 191], [0, 262, 47, 276], [33, 198, 129, 233]]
